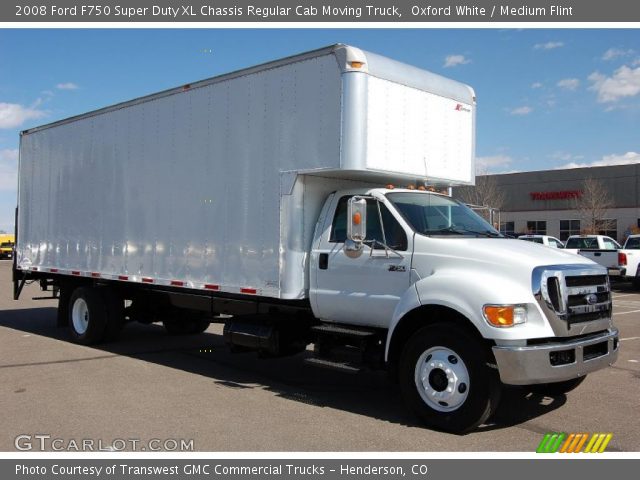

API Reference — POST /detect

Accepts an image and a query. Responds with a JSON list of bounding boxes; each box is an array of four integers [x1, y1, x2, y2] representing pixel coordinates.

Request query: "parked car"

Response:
[[564, 235, 625, 278], [620, 234, 640, 288], [518, 234, 564, 248]]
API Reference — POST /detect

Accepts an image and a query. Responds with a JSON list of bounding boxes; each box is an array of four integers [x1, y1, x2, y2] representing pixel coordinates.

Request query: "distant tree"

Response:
[[456, 170, 505, 224], [575, 177, 614, 235]]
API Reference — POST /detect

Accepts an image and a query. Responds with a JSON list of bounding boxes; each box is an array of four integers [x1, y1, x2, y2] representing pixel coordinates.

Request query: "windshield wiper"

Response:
[[428, 226, 502, 237]]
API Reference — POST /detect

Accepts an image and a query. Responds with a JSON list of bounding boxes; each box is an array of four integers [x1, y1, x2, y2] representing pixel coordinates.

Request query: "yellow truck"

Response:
[[0, 233, 15, 260]]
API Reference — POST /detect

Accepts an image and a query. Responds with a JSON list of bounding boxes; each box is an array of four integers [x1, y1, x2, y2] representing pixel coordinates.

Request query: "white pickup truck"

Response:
[[620, 234, 640, 288], [564, 235, 626, 278], [518, 235, 564, 248]]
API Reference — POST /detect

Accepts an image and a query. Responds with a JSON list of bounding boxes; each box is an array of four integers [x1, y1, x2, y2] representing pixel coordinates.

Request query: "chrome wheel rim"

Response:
[[414, 346, 470, 412]]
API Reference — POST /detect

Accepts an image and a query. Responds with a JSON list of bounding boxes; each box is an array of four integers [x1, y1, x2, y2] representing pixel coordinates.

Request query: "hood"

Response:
[[412, 236, 596, 273]]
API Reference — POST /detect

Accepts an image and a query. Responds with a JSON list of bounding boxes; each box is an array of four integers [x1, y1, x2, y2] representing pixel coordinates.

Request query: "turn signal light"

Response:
[[350, 61, 364, 69], [483, 305, 527, 327], [353, 212, 362, 225]]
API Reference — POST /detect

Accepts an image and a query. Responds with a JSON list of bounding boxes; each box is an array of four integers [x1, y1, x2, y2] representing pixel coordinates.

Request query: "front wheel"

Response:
[[399, 324, 500, 434]]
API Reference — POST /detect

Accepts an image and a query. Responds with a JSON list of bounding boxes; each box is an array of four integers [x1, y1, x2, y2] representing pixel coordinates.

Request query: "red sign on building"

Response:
[[529, 190, 582, 201]]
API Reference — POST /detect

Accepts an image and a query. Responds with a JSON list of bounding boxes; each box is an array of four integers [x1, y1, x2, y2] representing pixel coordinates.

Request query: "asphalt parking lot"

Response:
[[1, 259, 639, 452]]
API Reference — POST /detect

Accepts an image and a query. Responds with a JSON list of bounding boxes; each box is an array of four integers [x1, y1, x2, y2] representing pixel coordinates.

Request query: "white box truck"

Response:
[[14, 45, 618, 433]]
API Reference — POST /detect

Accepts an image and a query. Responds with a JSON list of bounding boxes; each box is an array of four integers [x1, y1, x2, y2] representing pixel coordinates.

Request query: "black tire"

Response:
[[56, 285, 73, 328], [163, 312, 210, 335], [98, 287, 125, 342], [633, 278, 640, 291], [399, 324, 501, 434], [68, 287, 109, 345], [528, 376, 586, 396]]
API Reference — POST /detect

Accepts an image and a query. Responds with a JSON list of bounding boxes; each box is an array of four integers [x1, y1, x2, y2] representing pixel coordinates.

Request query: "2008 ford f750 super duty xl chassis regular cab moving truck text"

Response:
[[13, 45, 618, 433]]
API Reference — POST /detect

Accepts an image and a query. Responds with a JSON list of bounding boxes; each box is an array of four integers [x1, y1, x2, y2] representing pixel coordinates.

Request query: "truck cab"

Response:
[[310, 187, 618, 432]]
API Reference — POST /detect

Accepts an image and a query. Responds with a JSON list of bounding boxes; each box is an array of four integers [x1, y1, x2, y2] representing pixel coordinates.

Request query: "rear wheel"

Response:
[[68, 287, 108, 345], [98, 287, 125, 342], [528, 376, 586, 396], [399, 324, 500, 434], [56, 285, 73, 327]]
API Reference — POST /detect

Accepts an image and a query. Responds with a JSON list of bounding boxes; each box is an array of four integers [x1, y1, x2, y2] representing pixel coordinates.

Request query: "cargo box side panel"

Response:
[[365, 76, 475, 185], [279, 174, 380, 300], [17, 53, 343, 298]]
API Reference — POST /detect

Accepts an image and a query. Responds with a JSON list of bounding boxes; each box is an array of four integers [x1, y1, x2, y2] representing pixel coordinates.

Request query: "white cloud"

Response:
[[588, 65, 640, 103], [557, 78, 580, 90], [0, 148, 18, 192], [0, 103, 46, 129], [557, 151, 640, 169], [602, 48, 634, 61], [476, 155, 513, 172], [531, 82, 543, 89], [509, 106, 533, 116], [534, 41, 564, 51], [550, 151, 584, 162], [443, 54, 471, 68], [56, 82, 79, 90]]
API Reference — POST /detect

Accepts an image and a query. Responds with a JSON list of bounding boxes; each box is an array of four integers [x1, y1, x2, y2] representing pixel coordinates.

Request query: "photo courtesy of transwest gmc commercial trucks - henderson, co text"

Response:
[[13, 45, 619, 433]]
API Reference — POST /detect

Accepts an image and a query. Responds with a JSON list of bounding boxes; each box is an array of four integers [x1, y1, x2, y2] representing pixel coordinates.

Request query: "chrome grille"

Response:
[[564, 275, 611, 325], [532, 265, 612, 336]]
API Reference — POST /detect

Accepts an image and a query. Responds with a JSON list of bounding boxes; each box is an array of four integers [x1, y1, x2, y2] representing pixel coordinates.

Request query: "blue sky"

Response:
[[1, 28, 639, 232]]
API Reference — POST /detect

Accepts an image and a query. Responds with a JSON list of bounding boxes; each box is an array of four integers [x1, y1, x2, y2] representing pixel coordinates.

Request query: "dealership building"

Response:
[[466, 163, 640, 243]]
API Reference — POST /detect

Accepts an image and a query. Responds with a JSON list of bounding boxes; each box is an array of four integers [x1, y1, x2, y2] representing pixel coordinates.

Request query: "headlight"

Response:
[[483, 304, 527, 328]]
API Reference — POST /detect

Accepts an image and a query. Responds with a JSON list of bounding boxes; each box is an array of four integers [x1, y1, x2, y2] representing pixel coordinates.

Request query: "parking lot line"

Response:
[[620, 337, 640, 341], [613, 309, 640, 316]]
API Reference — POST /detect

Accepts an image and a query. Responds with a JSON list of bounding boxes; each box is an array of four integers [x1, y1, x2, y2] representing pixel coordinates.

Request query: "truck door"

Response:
[[311, 195, 412, 328]]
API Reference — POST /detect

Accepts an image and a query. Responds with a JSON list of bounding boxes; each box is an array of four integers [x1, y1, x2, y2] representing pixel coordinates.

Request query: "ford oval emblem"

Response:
[[585, 293, 598, 305]]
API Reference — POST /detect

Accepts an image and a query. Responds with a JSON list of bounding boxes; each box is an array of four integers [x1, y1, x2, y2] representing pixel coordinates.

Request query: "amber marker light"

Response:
[[483, 305, 527, 327], [350, 61, 364, 68], [353, 212, 362, 225]]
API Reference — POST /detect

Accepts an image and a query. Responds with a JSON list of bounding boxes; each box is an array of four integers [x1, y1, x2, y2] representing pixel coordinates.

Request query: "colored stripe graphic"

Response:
[[536, 432, 566, 453], [537, 432, 613, 453]]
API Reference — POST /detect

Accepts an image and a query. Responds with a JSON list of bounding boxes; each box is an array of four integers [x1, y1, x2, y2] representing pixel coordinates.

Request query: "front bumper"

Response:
[[492, 328, 619, 385]]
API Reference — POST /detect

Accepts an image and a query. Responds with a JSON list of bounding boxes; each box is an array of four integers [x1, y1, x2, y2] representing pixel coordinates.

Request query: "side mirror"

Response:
[[347, 196, 367, 242], [345, 197, 367, 258]]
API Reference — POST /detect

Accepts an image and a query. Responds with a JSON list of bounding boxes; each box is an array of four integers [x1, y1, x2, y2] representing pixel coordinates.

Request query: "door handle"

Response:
[[319, 253, 328, 270]]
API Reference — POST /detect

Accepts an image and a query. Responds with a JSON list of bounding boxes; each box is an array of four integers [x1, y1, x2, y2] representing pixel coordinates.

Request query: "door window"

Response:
[[330, 196, 407, 251]]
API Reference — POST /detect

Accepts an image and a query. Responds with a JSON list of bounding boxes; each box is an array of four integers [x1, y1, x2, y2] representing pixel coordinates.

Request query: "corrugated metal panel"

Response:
[[18, 53, 343, 298]]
